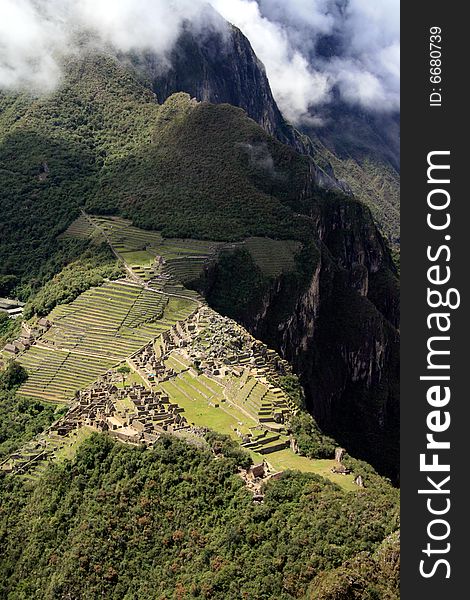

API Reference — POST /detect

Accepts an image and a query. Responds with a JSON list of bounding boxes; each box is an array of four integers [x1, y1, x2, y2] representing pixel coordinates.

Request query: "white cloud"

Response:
[[0, 0, 67, 91], [0, 0, 400, 120], [212, 0, 400, 120], [0, 0, 208, 92], [210, 0, 331, 123]]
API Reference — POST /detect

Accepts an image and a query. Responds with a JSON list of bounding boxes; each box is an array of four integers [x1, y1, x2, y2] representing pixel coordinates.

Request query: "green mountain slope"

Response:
[[0, 45, 401, 599], [139, 22, 400, 252], [0, 51, 399, 478], [0, 434, 399, 600]]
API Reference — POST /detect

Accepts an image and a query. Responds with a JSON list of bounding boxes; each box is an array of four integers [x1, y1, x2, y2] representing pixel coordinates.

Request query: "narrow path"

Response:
[[81, 210, 203, 305]]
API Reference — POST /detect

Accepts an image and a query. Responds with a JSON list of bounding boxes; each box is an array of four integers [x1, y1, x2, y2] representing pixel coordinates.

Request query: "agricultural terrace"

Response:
[[87, 215, 224, 284], [2, 425, 95, 482], [62, 215, 302, 286], [242, 237, 301, 277], [58, 214, 103, 243], [17, 281, 197, 402]]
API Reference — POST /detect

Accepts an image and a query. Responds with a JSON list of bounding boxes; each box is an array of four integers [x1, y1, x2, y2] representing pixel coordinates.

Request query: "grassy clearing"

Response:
[[160, 380, 242, 435], [16, 282, 197, 403], [262, 449, 357, 491], [155, 363, 354, 490], [115, 395, 138, 415], [159, 377, 354, 490], [243, 237, 301, 278], [49, 426, 95, 463], [120, 250, 155, 266]]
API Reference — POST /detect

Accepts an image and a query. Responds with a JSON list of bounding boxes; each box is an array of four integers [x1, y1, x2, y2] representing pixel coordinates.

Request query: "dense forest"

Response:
[[0, 433, 399, 600], [0, 368, 399, 598], [0, 364, 62, 460], [0, 41, 400, 599]]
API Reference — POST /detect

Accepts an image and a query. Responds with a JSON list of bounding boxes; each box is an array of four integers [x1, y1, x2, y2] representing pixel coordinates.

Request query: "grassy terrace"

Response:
[[17, 282, 197, 402], [156, 363, 355, 490], [165, 256, 208, 284], [159, 369, 256, 438], [91, 216, 164, 250], [43, 281, 168, 360], [240, 237, 301, 277], [6, 426, 96, 482], [58, 214, 98, 241], [157, 356, 289, 453], [83, 215, 221, 285], [17, 346, 115, 402], [225, 373, 292, 429], [62, 215, 302, 288]]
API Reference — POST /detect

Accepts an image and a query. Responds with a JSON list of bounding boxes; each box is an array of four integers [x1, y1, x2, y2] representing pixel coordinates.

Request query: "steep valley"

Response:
[[0, 48, 399, 480], [0, 23, 400, 598]]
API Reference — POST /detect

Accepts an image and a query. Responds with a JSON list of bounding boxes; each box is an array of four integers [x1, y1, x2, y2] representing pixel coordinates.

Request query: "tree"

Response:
[[117, 365, 131, 383], [0, 275, 17, 296], [0, 361, 28, 390]]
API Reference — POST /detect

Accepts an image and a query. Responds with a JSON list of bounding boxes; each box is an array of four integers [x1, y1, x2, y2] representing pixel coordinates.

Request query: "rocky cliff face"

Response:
[[243, 195, 400, 480], [201, 187, 399, 480], [147, 24, 285, 140], [125, 21, 400, 479], [128, 21, 348, 193], [301, 99, 401, 247]]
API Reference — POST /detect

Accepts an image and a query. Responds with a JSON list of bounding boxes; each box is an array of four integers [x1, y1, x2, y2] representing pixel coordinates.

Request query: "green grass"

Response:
[[161, 380, 243, 435], [162, 296, 198, 323], [261, 449, 357, 491], [58, 214, 96, 241], [119, 250, 154, 266], [155, 361, 354, 490], [49, 426, 95, 463], [243, 237, 301, 277], [115, 395, 138, 415], [17, 346, 115, 403]]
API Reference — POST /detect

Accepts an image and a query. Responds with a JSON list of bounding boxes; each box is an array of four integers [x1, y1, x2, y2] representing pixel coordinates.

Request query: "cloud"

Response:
[[0, 0, 399, 122], [238, 142, 277, 176], [0, 0, 210, 92], [0, 0, 67, 91], [210, 0, 332, 124], [211, 0, 400, 121]]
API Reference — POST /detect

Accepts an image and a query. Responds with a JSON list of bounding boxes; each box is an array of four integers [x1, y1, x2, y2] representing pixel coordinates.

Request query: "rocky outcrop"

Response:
[[127, 20, 349, 194], [202, 193, 399, 481], [151, 25, 284, 138], [254, 200, 399, 480]]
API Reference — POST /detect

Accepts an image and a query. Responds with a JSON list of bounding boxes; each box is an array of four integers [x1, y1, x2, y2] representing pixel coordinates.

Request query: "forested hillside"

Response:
[[0, 434, 399, 600], [0, 15, 401, 600], [0, 49, 399, 477]]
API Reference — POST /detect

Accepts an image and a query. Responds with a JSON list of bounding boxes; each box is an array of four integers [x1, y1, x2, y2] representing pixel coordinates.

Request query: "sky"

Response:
[[0, 0, 400, 124]]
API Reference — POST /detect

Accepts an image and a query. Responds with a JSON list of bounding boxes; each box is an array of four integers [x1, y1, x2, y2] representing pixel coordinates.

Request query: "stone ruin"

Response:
[[52, 372, 190, 446], [238, 461, 284, 502], [130, 306, 294, 389], [331, 447, 352, 475], [1, 321, 50, 357], [185, 307, 292, 381]]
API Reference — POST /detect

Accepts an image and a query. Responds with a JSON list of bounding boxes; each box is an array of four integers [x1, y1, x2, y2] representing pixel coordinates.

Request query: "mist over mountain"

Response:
[[1, 1, 399, 119], [0, 3, 400, 597]]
